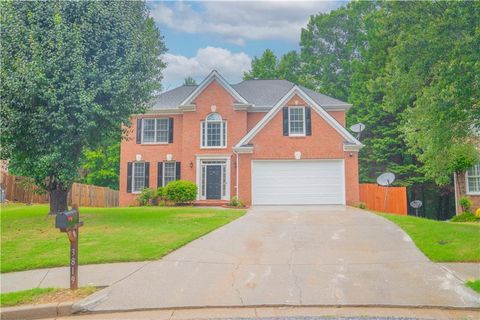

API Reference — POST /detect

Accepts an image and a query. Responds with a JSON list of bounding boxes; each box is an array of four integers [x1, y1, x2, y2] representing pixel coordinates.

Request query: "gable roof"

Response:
[[150, 72, 351, 111], [234, 85, 362, 149], [179, 70, 249, 106]]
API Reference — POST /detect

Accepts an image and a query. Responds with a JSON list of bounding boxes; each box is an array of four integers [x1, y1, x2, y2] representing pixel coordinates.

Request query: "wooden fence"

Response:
[[0, 170, 118, 207], [359, 183, 407, 215]]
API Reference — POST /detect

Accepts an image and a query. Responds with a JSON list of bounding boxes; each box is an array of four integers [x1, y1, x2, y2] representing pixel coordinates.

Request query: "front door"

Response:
[[206, 165, 222, 199]]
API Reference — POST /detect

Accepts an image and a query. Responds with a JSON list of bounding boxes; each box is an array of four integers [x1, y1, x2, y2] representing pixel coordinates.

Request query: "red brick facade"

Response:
[[454, 171, 480, 214], [119, 78, 360, 206]]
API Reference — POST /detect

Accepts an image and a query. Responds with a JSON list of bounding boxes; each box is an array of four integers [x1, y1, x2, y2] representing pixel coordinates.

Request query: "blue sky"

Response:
[[148, 1, 346, 89]]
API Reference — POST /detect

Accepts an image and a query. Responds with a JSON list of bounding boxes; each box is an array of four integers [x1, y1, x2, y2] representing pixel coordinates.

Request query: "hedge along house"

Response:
[[119, 70, 363, 206]]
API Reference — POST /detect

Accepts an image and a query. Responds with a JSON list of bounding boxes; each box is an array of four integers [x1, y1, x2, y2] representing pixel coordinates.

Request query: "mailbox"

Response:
[[55, 210, 80, 231]]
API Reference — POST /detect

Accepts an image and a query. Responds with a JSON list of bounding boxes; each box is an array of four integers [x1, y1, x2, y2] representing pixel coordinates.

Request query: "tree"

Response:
[[243, 49, 278, 80], [80, 141, 120, 190], [1, 1, 167, 214], [183, 76, 197, 86], [378, 1, 480, 185], [300, 1, 375, 101], [243, 49, 305, 85]]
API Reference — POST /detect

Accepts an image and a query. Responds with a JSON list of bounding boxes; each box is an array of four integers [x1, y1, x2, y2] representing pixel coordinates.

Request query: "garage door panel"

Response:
[[252, 160, 345, 205]]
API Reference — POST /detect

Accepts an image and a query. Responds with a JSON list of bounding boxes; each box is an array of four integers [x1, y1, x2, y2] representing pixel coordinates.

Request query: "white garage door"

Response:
[[252, 160, 345, 205]]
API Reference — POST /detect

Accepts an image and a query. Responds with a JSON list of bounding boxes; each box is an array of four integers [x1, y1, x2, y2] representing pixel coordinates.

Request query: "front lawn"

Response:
[[379, 214, 480, 262], [0, 287, 96, 307], [1, 204, 245, 273]]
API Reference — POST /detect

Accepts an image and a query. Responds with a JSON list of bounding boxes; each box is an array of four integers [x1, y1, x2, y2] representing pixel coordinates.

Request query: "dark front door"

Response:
[[206, 165, 222, 199]]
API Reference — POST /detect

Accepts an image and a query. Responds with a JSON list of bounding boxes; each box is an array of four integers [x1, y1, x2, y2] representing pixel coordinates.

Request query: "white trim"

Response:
[[343, 144, 362, 152], [140, 118, 169, 144], [250, 159, 346, 205], [235, 86, 363, 149], [233, 146, 254, 153], [180, 70, 248, 106], [162, 161, 176, 187], [288, 106, 306, 137], [195, 155, 231, 201], [200, 115, 227, 148], [131, 161, 145, 194], [454, 172, 459, 215], [465, 163, 480, 195], [143, 109, 183, 115]]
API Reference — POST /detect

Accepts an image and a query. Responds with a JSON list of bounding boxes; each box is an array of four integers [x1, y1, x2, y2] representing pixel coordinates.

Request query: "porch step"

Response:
[[193, 200, 229, 207]]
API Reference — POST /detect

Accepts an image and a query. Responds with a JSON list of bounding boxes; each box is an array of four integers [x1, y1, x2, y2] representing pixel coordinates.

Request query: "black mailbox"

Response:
[[55, 210, 80, 231]]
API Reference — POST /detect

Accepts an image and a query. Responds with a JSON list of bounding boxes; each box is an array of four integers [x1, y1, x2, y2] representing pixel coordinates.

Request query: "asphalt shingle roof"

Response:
[[151, 80, 350, 110]]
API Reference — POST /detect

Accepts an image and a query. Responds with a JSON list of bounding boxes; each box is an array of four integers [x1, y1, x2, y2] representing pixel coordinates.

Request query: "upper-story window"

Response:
[[466, 162, 480, 194], [288, 106, 305, 136], [142, 118, 169, 143], [283, 106, 311, 137], [201, 113, 227, 148]]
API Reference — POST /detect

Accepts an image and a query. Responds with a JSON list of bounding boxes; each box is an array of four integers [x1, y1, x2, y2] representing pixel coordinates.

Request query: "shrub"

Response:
[[460, 196, 473, 213], [164, 180, 197, 204], [136, 188, 155, 206], [451, 212, 480, 223], [476, 208, 480, 217], [156, 187, 166, 204], [228, 196, 245, 208], [357, 202, 367, 209]]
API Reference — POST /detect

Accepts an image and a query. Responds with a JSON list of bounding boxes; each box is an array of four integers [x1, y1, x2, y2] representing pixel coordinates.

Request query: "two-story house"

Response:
[[119, 70, 363, 206]]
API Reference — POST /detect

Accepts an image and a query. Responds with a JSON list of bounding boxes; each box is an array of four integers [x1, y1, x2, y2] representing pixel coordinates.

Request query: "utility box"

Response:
[[55, 210, 80, 231]]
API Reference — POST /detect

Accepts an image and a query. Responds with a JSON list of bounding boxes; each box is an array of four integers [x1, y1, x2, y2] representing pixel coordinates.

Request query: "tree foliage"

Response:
[[245, 1, 479, 187], [1, 1, 166, 213], [80, 141, 120, 190], [183, 76, 197, 86]]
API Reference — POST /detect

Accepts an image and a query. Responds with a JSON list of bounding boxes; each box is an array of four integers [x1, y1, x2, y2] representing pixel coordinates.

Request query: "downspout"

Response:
[[453, 172, 459, 215], [233, 150, 239, 199]]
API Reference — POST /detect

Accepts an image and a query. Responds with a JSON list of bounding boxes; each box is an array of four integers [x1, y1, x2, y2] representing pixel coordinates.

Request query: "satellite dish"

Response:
[[376, 172, 395, 186], [350, 123, 365, 133], [410, 200, 423, 216], [410, 200, 422, 209]]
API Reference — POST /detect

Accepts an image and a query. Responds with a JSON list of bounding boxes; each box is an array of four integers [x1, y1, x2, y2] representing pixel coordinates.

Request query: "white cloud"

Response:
[[162, 47, 251, 89], [150, 1, 344, 44]]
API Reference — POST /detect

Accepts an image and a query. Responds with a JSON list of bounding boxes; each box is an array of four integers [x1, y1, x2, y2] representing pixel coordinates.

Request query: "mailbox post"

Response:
[[55, 204, 83, 290]]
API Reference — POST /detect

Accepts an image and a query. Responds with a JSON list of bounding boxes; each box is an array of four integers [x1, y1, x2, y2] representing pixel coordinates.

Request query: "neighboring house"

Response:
[[454, 159, 480, 215], [119, 70, 363, 206]]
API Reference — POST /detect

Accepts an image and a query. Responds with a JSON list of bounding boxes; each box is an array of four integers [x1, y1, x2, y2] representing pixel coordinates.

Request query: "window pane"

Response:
[[156, 119, 169, 143], [207, 122, 222, 146], [206, 113, 222, 121], [142, 119, 156, 143], [467, 163, 480, 192], [133, 163, 145, 192], [289, 108, 304, 135], [164, 162, 176, 186]]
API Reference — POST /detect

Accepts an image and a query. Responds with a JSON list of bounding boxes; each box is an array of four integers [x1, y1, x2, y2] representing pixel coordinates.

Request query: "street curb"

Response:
[[0, 301, 73, 320]]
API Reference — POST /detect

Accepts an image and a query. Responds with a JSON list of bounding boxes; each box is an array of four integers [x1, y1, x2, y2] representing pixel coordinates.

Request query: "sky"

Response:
[[148, 1, 346, 90]]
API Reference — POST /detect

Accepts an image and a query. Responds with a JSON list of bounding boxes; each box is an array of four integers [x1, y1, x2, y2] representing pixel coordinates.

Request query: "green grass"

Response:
[[466, 280, 480, 293], [0, 288, 58, 306], [1, 204, 245, 273], [0, 287, 96, 307], [379, 214, 480, 262]]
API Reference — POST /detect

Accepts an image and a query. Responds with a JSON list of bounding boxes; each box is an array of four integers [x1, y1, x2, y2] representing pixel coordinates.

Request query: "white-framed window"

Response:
[[132, 162, 145, 193], [288, 106, 305, 136], [142, 118, 169, 143], [163, 162, 176, 186], [466, 163, 480, 194], [201, 113, 227, 148]]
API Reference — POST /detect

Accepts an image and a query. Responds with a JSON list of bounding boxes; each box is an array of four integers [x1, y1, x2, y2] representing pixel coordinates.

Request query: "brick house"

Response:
[[454, 159, 480, 215], [119, 70, 363, 206]]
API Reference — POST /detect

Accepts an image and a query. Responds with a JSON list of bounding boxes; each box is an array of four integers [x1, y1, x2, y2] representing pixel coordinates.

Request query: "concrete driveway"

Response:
[[78, 206, 479, 312]]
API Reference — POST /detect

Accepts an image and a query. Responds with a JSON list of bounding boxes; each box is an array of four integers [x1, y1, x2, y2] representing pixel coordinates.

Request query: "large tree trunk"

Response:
[[49, 186, 69, 215]]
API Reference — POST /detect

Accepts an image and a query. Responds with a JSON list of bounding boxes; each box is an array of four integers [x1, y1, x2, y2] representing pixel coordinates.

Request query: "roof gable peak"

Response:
[[180, 70, 248, 106]]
